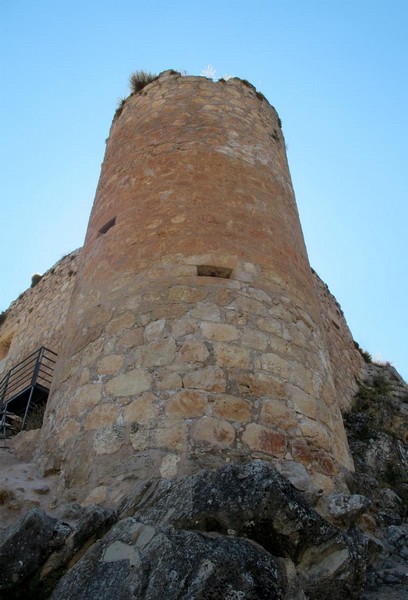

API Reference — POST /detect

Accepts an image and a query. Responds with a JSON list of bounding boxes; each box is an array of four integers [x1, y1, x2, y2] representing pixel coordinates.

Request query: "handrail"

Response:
[[0, 347, 57, 407]]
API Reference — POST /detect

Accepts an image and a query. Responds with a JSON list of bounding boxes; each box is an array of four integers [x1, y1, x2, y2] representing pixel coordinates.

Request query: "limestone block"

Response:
[[232, 296, 268, 316], [313, 451, 336, 476], [93, 425, 125, 455], [178, 339, 209, 363], [135, 338, 176, 367], [154, 421, 188, 451], [201, 322, 239, 342], [116, 328, 144, 349], [290, 362, 315, 395], [155, 372, 183, 391], [242, 423, 286, 458], [123, 392, 159, 423], [255, 352, 289, 379], [298, 417, 330, 452], [129, 427, 150, 451], [97, 354, 124, 375], [189, 302, 221, 322], [183, 366, 226, 392], [291, 439, 313, 467], [84, 404, 119, 430], [214, 289, 235, 306], [144, 319, 166, 341], [237, 372, 286, 398], [191, 417, 235, 448], [171, 319, 199, 338], [213, 343, 251, 369], [105, 312, 136, 335], [260, 399, 297, 430], [57, 420, 81, 447], [241, 329, 268, 351], [86, 306, 112, 328], [67, 384, 102, 417], [79, 368, 90, 386], [165, 390, 207, 418], [159, 453, 180, 478], [286, 384, 316, 420], [212, 394, 252, 422], [152, 304, 186, 320], [106, 369, 152, 397], [257, 317, 282, 335], [168, 286, 207, 303]]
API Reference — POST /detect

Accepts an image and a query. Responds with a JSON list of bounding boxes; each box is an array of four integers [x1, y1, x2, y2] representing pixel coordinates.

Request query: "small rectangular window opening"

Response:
[[98, 217, 116, 237], [197, 265, 232, 279]]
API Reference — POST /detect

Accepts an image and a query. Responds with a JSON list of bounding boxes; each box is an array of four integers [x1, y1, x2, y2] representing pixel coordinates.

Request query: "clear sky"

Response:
[[1, 0, 407, 380]]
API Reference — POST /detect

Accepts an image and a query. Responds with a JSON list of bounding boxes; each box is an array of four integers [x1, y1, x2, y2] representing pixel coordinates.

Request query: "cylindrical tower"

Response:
[[39, 71, 353, 503]]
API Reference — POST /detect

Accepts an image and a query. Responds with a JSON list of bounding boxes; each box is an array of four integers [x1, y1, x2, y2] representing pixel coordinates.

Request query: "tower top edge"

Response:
[[113, 69, 279, 125]]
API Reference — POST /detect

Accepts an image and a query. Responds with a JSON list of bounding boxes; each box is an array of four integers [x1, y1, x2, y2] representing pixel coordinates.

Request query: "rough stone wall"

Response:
[[0, 251, 80, 378], [312, 270, 365, 411], [37, 72, 354, 504]]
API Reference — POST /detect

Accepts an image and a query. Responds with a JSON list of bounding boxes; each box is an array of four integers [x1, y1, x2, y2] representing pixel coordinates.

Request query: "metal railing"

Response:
[[0, 347, 57, 443]]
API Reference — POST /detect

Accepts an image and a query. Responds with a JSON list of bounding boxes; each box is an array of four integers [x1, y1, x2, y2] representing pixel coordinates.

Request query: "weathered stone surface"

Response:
[[260, 398, 297, 429], [183, 366, 226, 392], [37, 505, 117, 594], [212, 393, 252, 422], [0, 509, 70, 594], [97, 354, 124, 375], [213, 342, 251, 368], [52, 520, 287, 600], [123, 462, 367, 599], [201, 322, 239, 341], [191, 417, 236, 448], [105, 369, 151, 396], [0, 462, 372, 598], [242, 423, 287, 457], [123, 392, 158, 422], [178, 339, 209, 363], [136, 338, 176, 367], [165, 390, 207, 418], [325, 493, 372, 525]]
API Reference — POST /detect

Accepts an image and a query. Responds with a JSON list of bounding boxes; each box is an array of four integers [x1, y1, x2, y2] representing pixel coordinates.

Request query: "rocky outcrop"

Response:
[[344, 363, 408, 599], [0, 461, 370, 599]]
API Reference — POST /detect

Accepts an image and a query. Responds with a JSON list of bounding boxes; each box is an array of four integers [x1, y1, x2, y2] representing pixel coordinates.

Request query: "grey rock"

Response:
[[326, 493, 371, 524], [52, 519, 288, 600], [0, 508, 71, 594], [122, 461, 367, 599], [35, 504, 117, 595]]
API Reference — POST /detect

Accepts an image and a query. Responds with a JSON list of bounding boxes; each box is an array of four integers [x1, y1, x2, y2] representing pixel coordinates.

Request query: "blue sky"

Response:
[[1, 0, 407, 380]]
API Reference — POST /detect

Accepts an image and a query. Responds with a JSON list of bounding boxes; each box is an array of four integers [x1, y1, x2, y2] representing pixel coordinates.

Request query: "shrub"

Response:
[[129, 70, 157, 94], [0, 310, 7, 325], [359, 348, 372, 363]]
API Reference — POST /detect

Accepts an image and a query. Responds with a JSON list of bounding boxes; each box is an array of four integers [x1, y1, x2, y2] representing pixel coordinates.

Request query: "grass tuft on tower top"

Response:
[[129, 70, 157, 94]]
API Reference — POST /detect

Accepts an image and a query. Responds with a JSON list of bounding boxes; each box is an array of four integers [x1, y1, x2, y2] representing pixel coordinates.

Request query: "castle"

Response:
[[0, 71, 365, 505]]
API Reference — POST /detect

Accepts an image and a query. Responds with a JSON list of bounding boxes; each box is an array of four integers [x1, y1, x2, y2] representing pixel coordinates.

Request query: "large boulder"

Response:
[[0, 462, 370, 599], [0, 509, 70, 596], [121, 461, 367, 599], [52, 519, 290, 600]]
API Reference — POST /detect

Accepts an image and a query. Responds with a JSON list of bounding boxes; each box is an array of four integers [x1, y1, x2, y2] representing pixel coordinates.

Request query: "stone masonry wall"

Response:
[[312, 270, 365, 411], [38, 73, 355, 504], [0, 250, 80, 377]]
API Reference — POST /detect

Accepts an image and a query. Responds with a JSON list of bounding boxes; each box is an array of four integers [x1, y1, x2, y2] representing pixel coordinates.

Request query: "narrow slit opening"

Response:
[[98, 217, 116, 237], [196, 265, 232, 279]]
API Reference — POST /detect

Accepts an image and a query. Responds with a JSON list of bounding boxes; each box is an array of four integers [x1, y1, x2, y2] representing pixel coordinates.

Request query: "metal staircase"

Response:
[[0, 347, 57, 445]]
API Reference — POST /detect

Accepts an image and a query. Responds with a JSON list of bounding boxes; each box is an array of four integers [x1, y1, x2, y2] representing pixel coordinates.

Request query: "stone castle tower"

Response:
[[38, 71, 355, 502]]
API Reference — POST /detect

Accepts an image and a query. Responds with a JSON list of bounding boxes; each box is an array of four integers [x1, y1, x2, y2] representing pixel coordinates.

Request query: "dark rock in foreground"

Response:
[[0, 461, 370, 599], [52, 520, 288, 600]]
